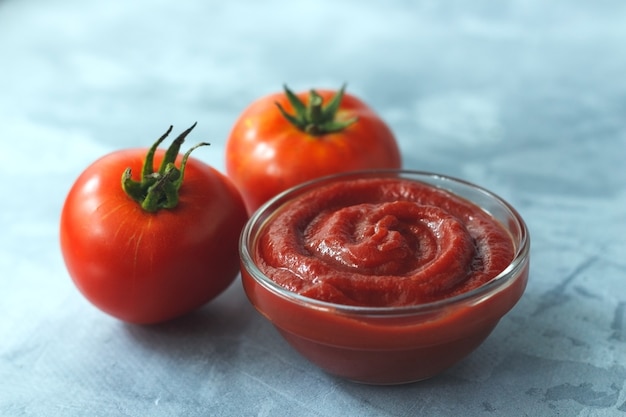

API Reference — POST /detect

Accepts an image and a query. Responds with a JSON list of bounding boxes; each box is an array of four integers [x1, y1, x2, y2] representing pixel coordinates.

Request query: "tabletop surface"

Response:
[[2, 0, 625, 416]]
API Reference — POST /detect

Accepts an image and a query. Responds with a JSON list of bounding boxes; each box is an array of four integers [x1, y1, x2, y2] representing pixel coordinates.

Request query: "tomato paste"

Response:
[[242, 173, 529, 383], [254, 177, 515, 307]]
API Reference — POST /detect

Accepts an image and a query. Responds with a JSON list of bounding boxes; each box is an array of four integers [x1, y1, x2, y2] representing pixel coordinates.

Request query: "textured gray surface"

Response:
[[1, 0, 625, 415]]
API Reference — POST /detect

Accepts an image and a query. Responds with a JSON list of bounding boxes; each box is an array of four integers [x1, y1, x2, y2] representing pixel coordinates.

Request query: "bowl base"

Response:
[[277, 324, 497, 385]]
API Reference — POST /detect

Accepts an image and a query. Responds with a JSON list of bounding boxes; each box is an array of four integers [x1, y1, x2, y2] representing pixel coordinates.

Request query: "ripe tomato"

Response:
[[225, 85, 402, 214], [60, 124, 248, 324]]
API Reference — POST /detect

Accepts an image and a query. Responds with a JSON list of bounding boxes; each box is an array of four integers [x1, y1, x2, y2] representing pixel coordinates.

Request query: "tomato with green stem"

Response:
[[60, 123, 248, 324], [225, 84, 402, 214]]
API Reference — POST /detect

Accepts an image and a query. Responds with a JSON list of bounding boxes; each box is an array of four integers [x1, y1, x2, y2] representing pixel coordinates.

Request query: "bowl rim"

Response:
[[239, 169, 530, 318]]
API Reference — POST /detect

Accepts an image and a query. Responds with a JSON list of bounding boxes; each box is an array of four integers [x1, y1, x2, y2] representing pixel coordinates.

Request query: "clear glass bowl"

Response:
[[239, 170, 530, 385]]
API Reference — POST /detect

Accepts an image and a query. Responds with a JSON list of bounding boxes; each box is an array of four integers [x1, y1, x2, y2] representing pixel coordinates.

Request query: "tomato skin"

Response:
[[225, 89, 402, 214], [60, 148, 248, 324]]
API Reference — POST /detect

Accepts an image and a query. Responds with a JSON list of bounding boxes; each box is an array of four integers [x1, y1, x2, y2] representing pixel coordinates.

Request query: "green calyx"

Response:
[[122, 123, 208, 213], [275, 84, 357, 136]]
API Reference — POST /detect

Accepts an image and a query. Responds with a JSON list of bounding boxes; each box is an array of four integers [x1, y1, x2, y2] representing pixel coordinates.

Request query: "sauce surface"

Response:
[[255, 177, 515, 307]]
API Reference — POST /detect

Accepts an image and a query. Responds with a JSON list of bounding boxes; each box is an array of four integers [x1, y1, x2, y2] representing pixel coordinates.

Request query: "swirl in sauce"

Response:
[[255, 177, 514, 307]]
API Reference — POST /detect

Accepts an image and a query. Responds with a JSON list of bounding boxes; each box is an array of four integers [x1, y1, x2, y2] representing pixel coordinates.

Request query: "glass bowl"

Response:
[[239, 170, 529, 385]]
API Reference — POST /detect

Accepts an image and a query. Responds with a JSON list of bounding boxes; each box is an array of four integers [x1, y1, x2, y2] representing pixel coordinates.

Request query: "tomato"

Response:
[[60, 124, 248, 324], [225, 85, 402, 214]]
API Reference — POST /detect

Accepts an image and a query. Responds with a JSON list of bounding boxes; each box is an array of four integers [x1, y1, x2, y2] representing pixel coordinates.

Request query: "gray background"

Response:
[[1, 0, 625, 415]]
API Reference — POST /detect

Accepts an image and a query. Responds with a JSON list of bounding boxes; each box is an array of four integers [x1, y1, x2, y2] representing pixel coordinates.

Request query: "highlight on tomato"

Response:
[[60, 123, 248, 324], [225, 84, 402, 214]]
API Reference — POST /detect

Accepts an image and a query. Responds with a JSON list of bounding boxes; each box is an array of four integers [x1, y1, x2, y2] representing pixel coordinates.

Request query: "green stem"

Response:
[[275, 84, 358, 136], [305, 91, 324, 135], [121, 123, 208, 212]]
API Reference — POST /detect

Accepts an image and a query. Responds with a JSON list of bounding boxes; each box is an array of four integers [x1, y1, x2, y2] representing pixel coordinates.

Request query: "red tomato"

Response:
[[225, 85, 402, 214], [60, 124, 248, 324]]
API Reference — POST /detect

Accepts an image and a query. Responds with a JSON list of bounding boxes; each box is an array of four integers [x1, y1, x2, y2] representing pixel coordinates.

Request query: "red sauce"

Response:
[[254, 177, 515, 307]]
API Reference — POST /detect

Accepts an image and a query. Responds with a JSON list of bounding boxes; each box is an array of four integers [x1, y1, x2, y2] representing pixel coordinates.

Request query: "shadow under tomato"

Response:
[[120, 278, 259, 360]]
